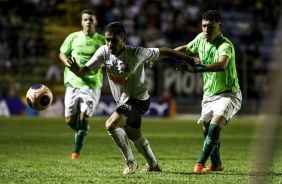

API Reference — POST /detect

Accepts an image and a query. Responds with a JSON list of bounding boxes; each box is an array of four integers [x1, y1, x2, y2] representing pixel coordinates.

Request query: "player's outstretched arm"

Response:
[[147, 47, 198, 68], [65, 57, 91, 77], [158, 47, 196, 65], [147, 47, 197, 68], [174, 45, 190, 54]]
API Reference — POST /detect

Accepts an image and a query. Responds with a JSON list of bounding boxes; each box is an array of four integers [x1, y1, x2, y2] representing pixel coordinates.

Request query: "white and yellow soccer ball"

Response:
[[26, 84, 53, 111]]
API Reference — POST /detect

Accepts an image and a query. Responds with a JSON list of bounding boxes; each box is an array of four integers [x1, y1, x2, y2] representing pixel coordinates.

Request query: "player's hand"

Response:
[[147, 60, 156, 68], [176, 61, 195, 73], [66, 57, 80, 73]]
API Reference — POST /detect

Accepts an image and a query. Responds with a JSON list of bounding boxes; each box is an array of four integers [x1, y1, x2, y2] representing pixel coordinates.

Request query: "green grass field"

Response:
[[0, 116, 281, 184]]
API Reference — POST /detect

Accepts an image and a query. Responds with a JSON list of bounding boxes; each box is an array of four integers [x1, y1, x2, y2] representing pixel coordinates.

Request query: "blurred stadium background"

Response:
[[0, 0, 281, 117]]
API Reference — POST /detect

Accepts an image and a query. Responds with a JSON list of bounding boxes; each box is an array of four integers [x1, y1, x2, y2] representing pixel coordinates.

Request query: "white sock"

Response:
[[108, 128, 135, 162], [132, 136, 157, 167]]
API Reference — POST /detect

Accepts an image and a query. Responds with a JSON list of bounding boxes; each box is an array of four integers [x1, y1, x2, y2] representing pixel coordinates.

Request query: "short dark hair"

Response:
[[81, 9, 95, 16], [202, 10, 221, 22], [105, 22, 127, 37]]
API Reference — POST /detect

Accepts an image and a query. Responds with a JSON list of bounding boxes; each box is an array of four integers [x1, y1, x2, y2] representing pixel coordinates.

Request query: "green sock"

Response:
[[197, 124, 221, 166], [73, 119, 88, 153], [203, 130, 208, 138], [210, 141, 221, 167], [205, 125, 222, 167]]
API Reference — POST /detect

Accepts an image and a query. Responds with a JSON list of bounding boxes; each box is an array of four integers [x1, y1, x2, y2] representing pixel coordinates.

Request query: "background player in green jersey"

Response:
[[59, 9, 105, 160], [174, 10, 242, 173]]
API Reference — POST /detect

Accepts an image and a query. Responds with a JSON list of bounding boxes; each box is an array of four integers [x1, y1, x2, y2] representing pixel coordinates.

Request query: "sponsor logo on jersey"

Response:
[[109, 74, 128, 85]]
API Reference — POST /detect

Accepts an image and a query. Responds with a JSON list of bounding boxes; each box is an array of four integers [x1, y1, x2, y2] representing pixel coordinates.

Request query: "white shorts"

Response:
[[64, 87, 101, 117], [197, 89, 242, 124]]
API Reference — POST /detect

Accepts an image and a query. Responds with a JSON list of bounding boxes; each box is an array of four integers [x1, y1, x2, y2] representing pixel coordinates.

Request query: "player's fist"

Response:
[[147, 60, 156, 68]]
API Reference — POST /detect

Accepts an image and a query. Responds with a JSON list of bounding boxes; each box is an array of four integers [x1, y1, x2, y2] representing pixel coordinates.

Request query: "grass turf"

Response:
[[0, 116, 281, 184]]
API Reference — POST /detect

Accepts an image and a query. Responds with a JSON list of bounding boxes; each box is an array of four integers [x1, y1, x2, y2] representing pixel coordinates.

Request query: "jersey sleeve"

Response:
[[59, 33, 74, 55], [85, 45, 105, 70], [218, 43, 233, 59], [136, 47, 159, 62], [187, 33, 202, 53]]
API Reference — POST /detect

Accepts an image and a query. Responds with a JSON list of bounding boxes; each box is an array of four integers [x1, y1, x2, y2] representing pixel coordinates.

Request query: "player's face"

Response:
[[81, 13, 97, 31], [202, 19, 222, 43], [105, 32, 126, 56]]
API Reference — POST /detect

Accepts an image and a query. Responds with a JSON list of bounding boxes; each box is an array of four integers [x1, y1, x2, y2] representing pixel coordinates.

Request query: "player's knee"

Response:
[[105, 119, 115, 131], [127, 131, 141, 141], [67, 121, 77, 131], [124, 124, 142, 141], [65, 116, 72, 124], [66, 116, 76, 129]]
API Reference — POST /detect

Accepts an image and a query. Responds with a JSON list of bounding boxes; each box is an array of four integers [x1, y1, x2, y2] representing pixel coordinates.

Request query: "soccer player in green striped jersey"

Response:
[[175, 10, 242, 173], [59, 9, 105, 160]]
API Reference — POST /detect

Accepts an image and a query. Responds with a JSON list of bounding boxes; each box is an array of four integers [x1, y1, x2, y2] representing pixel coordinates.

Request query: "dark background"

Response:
[[0, 0, 281, 115]]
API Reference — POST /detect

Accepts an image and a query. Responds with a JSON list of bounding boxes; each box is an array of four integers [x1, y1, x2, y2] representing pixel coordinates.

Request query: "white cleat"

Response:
[[123, 161, 139, 174]]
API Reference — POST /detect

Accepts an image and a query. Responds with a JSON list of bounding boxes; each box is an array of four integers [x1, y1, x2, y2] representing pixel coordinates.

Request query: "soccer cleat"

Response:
[[71, 152, 79, 160], [122, 161, 139, 174], [205, 164, 224, 172], [193, 163, 206, 174], [141, 163, 162, 172]]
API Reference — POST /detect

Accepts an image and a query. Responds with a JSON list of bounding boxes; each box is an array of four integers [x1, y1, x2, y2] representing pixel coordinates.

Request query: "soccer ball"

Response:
[[26, 84, 53, 111]]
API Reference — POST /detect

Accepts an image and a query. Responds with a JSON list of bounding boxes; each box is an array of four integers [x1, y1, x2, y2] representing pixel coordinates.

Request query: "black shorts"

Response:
[[116, 98, 150, 129]]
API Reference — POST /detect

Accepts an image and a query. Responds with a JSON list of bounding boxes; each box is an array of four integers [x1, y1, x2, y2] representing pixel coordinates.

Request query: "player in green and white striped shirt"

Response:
[[175, 10, 242, 173], [59, 9, 105, 160]]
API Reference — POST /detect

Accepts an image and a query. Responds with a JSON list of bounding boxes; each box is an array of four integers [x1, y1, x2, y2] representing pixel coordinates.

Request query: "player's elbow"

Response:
[[217, 60, 229, 71], [216, 65, 227, 72], [219, 65, 227, 71]]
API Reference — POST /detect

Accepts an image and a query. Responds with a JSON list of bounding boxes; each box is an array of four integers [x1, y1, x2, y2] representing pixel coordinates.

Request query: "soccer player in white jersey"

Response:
[[174, 10, 242, 173], [65, 21, 196, 174], [59, 9, 105, 160]]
